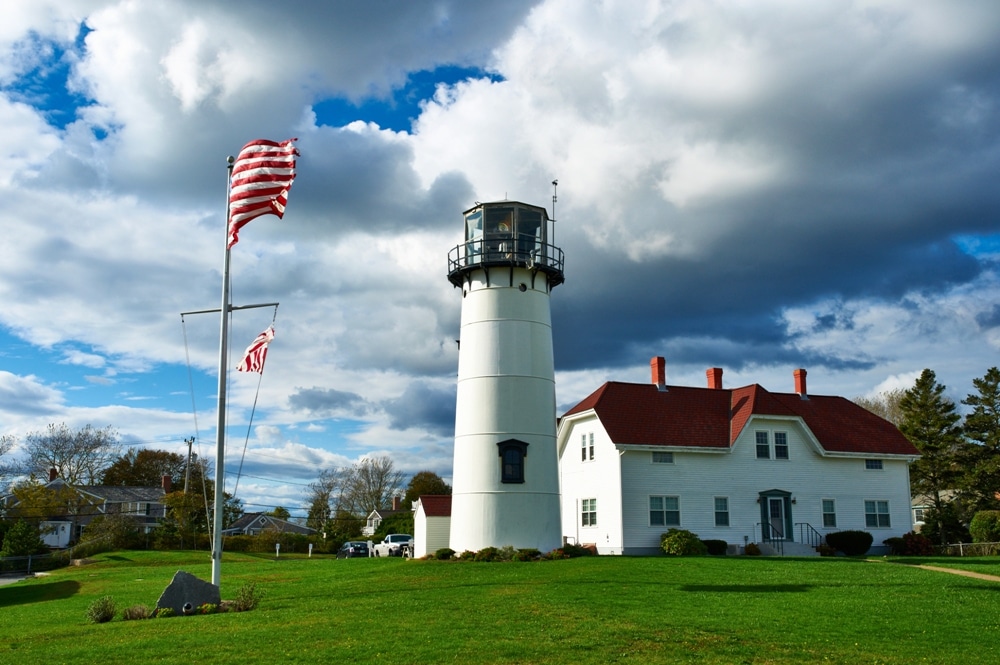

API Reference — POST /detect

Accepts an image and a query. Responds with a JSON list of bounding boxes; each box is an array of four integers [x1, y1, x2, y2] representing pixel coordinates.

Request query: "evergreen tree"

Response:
[[0, 519, 47, 557], [898, 369, 965, 545], [961, 367, 1000, 512]]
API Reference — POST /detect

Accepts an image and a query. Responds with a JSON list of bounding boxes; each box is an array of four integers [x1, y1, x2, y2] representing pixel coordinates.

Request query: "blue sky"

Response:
[[2, 0, 999, 518]]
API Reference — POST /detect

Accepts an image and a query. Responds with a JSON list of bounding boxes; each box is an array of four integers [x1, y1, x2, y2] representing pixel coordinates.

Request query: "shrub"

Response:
[[816, 543, 836, 557], [120, 604, 152, 621], [884, 532, 935, 556], [825, 530, 873, 556], [0, 520, 48, 557], [86, 596, 116, 624], [434, 548, 455, 560], [660, 529, 708, 556], [560, 543, 594, 558], [513, 548, 541, 561], [153, 607, 176, 618], [969, 511, 1000, 543], [231, 581, 264, 612], [473, 546, 500, 562], [743, 542, 761, 556], [701, 539, 729, 555], [457, 550, 476, 561], [197, 603, 218, 615]]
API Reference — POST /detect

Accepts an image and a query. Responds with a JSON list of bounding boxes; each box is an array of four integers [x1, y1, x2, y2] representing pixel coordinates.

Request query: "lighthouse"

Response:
[[446, 200, 565, 553]]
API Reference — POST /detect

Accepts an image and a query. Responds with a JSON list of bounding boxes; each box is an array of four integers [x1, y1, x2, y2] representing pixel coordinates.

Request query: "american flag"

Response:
[[228, 138, 299, 249], [237, 326, 275, 373]]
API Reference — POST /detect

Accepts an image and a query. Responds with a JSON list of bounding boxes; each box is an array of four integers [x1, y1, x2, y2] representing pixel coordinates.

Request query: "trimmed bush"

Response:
[[743, 542, 761, 556], [969, 511, 1000, 544], [701, 539, 729, 555], [513, 548, 541, 561], [434, 548, 456, 560], [660, 529, 708, 556], [473, 546, 500, 562], [825, 530, 873, 556], [86, 596, 116, 624]]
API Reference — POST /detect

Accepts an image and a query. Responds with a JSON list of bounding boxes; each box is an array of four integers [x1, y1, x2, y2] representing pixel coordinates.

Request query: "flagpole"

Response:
[[212, 155, 236, 587]]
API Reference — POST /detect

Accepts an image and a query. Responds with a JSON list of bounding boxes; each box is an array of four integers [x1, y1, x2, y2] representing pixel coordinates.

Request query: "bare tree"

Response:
[[344, 456, 405, 515], [853, 388, 907, 427], [19, 423, 122, 485], [0, 434, 15, 491]]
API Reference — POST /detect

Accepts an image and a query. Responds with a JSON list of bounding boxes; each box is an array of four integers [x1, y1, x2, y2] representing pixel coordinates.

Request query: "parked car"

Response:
[[337, 541, 370, 559], [371, 533, 413, 557]]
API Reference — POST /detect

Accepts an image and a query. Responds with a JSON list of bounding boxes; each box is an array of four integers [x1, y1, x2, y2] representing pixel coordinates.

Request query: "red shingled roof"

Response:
[[562, 380, 918, 456], [418, 495, 452, 517]]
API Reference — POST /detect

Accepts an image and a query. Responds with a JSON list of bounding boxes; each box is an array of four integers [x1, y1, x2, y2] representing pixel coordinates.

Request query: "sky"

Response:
[[1, 0, 999, 519]]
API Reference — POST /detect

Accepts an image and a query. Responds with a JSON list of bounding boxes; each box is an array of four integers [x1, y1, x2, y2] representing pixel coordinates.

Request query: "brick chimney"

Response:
[[794, 368, 808, 399], [651, 356, 667, 391], [706, 367, 723, 389], [162, 475, 172, 493], [49, 467, 58, 482], [392, 495, 400, 511]]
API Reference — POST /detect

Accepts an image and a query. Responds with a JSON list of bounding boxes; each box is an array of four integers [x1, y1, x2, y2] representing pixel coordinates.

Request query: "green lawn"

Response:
[[1, 551, 998, 664]]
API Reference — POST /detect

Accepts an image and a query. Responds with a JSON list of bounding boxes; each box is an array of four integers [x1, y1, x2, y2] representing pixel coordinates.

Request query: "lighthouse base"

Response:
[[449, 490, 562, 554]]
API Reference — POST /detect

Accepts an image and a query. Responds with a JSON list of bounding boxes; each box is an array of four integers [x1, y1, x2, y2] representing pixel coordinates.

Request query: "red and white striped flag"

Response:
[[228, 138, 299, 249], [237, 326, 275, 373]]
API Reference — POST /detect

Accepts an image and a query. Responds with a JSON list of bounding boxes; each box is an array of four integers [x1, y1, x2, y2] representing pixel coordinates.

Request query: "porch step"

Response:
[[759, 541, 820, 557]]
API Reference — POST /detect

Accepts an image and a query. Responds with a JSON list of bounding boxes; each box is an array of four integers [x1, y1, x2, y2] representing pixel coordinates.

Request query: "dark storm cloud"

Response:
[[288, 386, 371, 418], [382, 381, 456, 436]]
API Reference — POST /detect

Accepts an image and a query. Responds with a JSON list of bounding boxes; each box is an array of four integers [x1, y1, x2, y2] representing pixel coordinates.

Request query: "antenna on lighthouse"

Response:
[[551, 179, 558, 245]]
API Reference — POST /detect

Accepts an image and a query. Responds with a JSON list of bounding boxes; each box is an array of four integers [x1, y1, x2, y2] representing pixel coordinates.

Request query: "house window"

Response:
[[714, 497, 730, 527], [649, 496, 680, 527], [497, 439, 528, 483], [581, 498, 597, 527], [755, 431, 770, 459], [913, 508, 925, 523], [774, 432, 789, 459], [865, 459, 883, 470], [865, 500, 891, 528], [822, 499, 837, 528], [652, 451, 674, 464], [580, 433, 593, 461]]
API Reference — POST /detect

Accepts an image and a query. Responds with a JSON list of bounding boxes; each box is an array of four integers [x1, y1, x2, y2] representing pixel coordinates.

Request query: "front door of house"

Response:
[[766, 497, 785, 540]]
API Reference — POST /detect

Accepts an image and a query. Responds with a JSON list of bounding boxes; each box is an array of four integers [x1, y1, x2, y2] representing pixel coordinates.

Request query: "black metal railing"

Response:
[[447, 238, 565, 287], [796, 522, 825, 549], [757, 521, 785, 555]]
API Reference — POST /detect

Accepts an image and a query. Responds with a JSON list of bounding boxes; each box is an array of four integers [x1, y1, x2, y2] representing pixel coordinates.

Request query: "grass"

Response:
[[1, 551, 999, 664]]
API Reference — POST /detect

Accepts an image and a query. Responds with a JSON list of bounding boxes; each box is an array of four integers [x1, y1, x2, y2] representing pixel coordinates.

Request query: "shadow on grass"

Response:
[[0, 580, 81, 608], [680, 584, 811, 593]]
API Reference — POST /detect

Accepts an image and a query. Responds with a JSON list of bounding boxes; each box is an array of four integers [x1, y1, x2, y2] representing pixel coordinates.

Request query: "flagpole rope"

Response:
[[180, 314, 214, 539], [231, 304, 278, 501]]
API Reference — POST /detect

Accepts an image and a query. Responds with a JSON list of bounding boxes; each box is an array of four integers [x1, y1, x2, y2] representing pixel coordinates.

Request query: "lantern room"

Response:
[[447, 201, 564, 288]]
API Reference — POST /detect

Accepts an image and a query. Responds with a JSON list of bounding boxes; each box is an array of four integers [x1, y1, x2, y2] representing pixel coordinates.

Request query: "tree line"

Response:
[[854, 367, 1000, 545]]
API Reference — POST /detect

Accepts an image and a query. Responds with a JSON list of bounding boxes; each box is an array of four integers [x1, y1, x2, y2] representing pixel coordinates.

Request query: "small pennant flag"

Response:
[[228, 138, 299, 249], [237, 326, 275, 373]]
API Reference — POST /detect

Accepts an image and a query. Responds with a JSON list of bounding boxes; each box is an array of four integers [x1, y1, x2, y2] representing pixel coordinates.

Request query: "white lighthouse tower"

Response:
[[446, 200, 565, 553]]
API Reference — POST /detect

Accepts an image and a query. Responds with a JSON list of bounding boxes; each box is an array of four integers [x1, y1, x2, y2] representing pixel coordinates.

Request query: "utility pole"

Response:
[[184, 437, 194, 494]]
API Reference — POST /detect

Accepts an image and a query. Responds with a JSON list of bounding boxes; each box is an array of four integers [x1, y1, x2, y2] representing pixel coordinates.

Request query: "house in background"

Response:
[[557, 358, 921, 555], [412, 495, 452, 558], [222, 512, 315, 536], [362, 496, 404, 536], [2, 469, 169, 548]]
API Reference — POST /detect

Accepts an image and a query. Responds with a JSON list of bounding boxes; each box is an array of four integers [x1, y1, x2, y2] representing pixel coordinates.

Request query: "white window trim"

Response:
[[864, 459, 884, 471], [864, 499, 891, 528], [755, 430, 790, 460], [714, 496, 730, 527], [822, 498, 837, 528], [581, 432, 594, 462], [581, 498, 597, 527], [649, 495, 681, 528]]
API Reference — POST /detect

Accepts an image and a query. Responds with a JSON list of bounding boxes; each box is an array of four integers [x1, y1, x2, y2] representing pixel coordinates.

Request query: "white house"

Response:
[[412, 495, 452, 558], [557, 358, 921, 555]]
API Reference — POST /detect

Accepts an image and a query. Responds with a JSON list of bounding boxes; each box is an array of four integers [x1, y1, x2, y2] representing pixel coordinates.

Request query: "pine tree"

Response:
[[898, 369, 965, 545], [961, 367, 1000, 512]]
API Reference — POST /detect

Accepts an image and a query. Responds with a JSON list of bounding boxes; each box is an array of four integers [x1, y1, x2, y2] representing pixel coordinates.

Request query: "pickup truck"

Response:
[[371, 533, 413, 557]]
